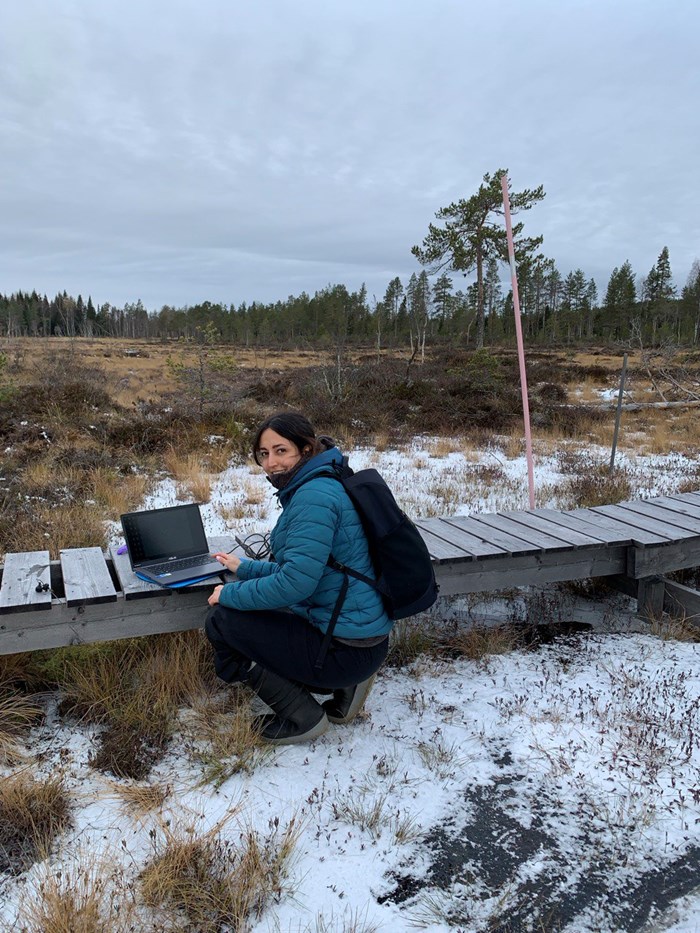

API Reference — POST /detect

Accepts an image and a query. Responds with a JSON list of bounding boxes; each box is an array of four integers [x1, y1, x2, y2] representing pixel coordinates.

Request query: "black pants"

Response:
[[205, 605, 389, 690]]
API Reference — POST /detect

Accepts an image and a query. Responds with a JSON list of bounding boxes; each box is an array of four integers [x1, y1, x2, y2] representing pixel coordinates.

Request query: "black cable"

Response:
[[234, 532, 271, 560]]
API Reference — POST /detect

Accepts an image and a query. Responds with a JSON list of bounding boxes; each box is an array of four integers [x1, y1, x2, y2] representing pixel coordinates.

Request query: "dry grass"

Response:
[[4, 501, 107, 558], [649, 616, 700, 642], [0, 689, 44, 765], [57, 630, 216, 725], [111, 780, 171, 819], [19, 858, 133, 933], [426, 436, 464, 458], [332, 790, 388, 839], [443, 624, 522, 660], [0, 771, 71, 874], [56, 631, 217, 778], [302, 908, 381, 933], [204, 442, 233, 474], [386, 618, 438, 668], [164, 450, 212, 503], [502, 431, 524, 459], [22, 459, 61, 494], [242, 477, 266, 505], [215, 499, 251, 523], [139, 814, 299, 933], [185, 690, 269, 787], [88, 468, 150, 520], [373, 430, 391, 452]]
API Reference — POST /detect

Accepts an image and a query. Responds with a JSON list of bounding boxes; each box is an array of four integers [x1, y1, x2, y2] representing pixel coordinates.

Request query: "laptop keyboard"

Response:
[[148, 555, 217, 576]]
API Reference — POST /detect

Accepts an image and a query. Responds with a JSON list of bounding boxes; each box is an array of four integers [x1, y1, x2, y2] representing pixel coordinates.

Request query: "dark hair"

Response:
[[252, 411, 327, 465]]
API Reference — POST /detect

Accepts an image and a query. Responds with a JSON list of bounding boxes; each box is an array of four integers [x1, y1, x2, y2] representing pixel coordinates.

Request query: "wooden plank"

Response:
[[535, 509, 630, 545], [110, 535, 236, 600], [416, 518, 506, 559], [663, 578, 700, 622], [468, 513, 571, 551], [60, 548, 117, 607], [441, 515, 544, 557], [500, 510, 601, 548], [630, 538, 700, 578], [433, 545, 628, 597], [0, 588, 213, 655], [653, 495, 700, 520], [415, 526, 474, 562], [0, 552, 52, 614], [614, 500, 700, 536], [672, 491, 700, 508], [570, 508, 671, 546], [592, 504, 697, 540]]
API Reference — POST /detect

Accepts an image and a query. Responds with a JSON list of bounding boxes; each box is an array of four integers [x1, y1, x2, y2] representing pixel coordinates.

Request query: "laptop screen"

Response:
[[121, 504, 209, 566]]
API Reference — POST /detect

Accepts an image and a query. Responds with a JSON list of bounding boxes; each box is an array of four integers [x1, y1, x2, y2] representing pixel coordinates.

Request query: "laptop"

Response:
[[120, 503, 225, 586]]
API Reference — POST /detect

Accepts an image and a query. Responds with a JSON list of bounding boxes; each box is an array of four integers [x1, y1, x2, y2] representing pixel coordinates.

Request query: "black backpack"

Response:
[[314, 458, 439, 668]]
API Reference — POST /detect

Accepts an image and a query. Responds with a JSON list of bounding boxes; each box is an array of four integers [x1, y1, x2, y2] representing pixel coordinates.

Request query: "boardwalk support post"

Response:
[[636, 576, 665, 619]]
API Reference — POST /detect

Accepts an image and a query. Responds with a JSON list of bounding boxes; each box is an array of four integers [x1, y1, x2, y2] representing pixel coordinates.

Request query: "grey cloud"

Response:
[[1, 0, 698, 308]]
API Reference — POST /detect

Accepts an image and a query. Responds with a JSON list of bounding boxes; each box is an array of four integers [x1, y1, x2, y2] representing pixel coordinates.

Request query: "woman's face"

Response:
[[256, 428, 306, 476]]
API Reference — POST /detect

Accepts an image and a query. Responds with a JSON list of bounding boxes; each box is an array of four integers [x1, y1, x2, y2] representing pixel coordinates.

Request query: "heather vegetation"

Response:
[[1, 335, 700, 927], [2, 337, 700, 559]]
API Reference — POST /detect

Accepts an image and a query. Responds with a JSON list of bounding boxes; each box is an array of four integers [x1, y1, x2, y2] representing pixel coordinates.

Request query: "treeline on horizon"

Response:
[[2, 246, 699, 348]]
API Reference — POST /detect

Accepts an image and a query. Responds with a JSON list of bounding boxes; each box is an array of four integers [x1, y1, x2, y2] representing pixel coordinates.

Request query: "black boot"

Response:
[[246, 665, 329, 745], [322, 675, 376, 724]]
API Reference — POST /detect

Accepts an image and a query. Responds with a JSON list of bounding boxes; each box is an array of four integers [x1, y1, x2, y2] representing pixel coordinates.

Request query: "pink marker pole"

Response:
[[501, 174, 535, 509]]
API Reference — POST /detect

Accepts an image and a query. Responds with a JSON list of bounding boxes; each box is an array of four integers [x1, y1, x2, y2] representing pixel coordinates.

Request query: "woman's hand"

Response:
[[208, 585, 223, 607], [211, 551, 242, 574]]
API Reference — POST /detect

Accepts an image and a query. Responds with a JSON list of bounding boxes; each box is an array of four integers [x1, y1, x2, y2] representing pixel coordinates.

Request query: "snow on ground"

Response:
[[3, 631, 700, 931], [4, 442, 700, 931], [110, 437, 700, 548]]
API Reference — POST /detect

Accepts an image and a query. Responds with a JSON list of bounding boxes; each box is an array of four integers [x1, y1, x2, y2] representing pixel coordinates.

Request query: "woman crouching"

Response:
[[205, 412, 390, 745]]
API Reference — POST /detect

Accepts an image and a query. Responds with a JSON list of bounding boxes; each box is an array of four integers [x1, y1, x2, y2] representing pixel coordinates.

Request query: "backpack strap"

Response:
[[326, 555, 374, 587], [314, 570, 349, 671], [313, 455, 363, 670]]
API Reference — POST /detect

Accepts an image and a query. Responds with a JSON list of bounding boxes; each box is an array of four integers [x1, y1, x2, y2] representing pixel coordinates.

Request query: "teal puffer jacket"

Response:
[[217, 447, 392, 639]]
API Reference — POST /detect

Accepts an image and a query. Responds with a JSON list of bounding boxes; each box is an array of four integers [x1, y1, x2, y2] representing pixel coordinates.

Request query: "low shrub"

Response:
[[562, 461, 634, 509]]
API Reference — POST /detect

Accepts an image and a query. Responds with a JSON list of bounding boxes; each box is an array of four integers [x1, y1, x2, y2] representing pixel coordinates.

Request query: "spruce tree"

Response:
[[643, 246, 676, 343]]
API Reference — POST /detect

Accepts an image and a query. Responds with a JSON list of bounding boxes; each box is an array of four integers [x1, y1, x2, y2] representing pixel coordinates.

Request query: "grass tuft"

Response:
[[441, 624, 522, 661], [19, 857, 133, 933], [139, 815, 299, 932], [0, 689, 44, 765], [386, 618, 438, 668], [649, 616, 700, 642], [185, 688, 270, 788], [56, 631, 217, 779], [0, 772, 71, 875], [112, 780, 171, 819]]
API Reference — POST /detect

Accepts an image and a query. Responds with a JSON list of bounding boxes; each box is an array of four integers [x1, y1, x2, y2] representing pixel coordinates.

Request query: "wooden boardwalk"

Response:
[[1, 492, 700, 655]]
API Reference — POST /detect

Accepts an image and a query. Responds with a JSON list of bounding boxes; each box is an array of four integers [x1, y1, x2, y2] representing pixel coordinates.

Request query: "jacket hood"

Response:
[[277, 446, 343, 505]]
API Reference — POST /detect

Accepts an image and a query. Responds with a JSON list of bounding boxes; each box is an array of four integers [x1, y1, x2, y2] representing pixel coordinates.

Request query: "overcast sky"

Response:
[[1, 0, 698, 311]]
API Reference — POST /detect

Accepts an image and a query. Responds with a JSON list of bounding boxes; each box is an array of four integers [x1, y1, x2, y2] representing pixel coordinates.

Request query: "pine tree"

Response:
[[380, 277, 404, 340], [412, 169, 545, 349], [406, 271, 431, 360], [483, 257, 503, 341]]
